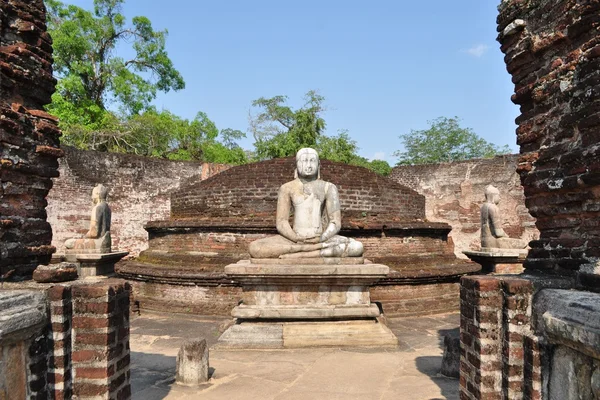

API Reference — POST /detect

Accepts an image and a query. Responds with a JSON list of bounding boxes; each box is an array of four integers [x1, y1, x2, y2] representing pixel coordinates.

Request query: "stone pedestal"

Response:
[[61, 251, 129, 278], [217, 259, 398, 349], [176, 339, 209, 386], [463, 249, 527, 274]]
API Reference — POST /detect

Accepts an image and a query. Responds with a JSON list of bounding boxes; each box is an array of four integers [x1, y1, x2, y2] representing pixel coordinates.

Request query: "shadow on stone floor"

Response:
[[415, 356, 459, 400], [130, 351, 176, 399]]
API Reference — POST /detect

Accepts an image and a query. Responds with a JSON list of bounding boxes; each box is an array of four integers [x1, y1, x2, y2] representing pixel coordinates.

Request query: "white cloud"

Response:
[[463, 44, 489, 58], [372, 152, 386, 161]]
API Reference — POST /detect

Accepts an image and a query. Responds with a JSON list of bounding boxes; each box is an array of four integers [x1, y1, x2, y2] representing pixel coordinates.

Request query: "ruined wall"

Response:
[[0, 0, 63, 280], [47, 146, 229, 256], [172, 157, 426, 224], [459, 1, 600, 399], [391, 155, 539, 257], [498, 0, 600, 279]]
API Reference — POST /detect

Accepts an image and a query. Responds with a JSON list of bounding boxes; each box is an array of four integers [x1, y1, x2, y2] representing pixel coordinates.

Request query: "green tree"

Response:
[[394, 117, 511, 165], [45, 0, 185, 148], [250, 90, 326, 159]]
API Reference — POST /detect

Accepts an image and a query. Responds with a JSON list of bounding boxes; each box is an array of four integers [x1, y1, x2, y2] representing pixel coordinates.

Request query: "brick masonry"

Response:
[[497, 0, 600, 276], [170, 157, 426, 225], [1, 0, 63, 280], [47, 146, 229, 257], [459, 275, 543, 400], [391, 155, 539, 258]]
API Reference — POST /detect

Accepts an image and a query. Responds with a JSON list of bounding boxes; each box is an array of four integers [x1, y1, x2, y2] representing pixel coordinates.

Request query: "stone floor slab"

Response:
[[130, 311, 461, 400]]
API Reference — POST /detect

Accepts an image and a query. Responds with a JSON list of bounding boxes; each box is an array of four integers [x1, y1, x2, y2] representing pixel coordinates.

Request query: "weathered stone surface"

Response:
[[217, 324, 283, 349], [534, 289, 600, 360], [32, 262, 78, 282], [72, 251, 129, 278], [549, 346, 594, 400], [0, 291, 47, 342], [217, 320, 398, 349], [463, 249, 527, 274], [440, 331, 460, 378], [232, 304, 381, 320], [176, 339, 209, 386]]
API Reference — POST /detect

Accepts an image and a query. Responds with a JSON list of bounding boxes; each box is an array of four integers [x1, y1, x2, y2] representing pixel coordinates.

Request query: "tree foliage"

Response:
[[44, 0, 247, 163], [46, 0, 184, 121], [250, 90, 326, 159], [394, 117, 511, 165], [248, 91, 390, 175]]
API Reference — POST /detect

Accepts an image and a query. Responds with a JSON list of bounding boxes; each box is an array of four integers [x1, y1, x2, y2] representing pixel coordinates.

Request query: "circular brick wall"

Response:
[[169, 157, 425, 227]]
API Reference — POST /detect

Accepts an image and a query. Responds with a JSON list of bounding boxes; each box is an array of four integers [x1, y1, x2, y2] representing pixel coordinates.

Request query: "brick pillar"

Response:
[[460, 275, 543, 400], [460, 276, 504, 400], [47, 285, 73, 399], [71, 281, 131, 400]]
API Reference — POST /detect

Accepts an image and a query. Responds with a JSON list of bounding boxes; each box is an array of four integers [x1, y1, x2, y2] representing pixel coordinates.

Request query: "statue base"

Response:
[[56, 251, 129, 278], [216, 259, 398, 349], [463, 248, 527, 274]]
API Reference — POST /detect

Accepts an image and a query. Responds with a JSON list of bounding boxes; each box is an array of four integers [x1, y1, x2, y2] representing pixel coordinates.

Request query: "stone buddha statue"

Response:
[[65, 184, 112, 253], [480, 185, 527, 250], [248, 148, 363, 259]]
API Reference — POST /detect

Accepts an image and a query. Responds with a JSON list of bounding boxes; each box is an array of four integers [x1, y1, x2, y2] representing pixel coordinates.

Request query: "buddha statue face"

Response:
[[295, 148, 320, 179]]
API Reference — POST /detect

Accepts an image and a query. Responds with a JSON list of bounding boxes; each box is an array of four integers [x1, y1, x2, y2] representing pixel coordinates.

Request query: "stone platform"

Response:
[[56, 251, 129, 278], [463, 249, 527, 274], [217, 259, 398, 349]]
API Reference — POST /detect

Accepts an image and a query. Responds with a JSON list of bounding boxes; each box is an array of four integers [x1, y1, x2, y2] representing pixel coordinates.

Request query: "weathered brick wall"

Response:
[[172, 157, 426, 224], [0, 0, 63, 280], [47, 146, 229, 256], [498, 0, 600, 276], [391, 155, 539, 257], [1, 280, 132, 400], [71, 282, 131, 400]]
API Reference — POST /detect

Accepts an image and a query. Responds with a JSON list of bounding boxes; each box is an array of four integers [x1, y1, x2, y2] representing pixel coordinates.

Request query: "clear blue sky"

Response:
[[60, 0, 519, 164]]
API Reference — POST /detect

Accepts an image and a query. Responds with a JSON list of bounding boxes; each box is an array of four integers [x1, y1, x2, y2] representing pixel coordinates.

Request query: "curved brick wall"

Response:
[[498, 0, 600, 279], [170, 157, 426, 227], [1, 0, 62, 280]]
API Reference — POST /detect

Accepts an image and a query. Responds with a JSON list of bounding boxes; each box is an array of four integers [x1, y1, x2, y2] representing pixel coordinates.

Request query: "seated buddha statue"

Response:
[[248, 148, 363, 259], [480, 185, 527, 250], [65, 184, 112, 253]]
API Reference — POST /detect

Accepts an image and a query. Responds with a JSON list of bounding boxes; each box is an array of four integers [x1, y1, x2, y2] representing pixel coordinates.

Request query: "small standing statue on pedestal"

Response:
[[480, 185, 527, 250], [65, 184, 111, 253]]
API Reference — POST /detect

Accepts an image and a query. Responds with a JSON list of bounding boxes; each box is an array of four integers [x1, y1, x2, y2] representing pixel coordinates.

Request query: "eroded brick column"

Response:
[[460, 276, 542, 400], [71, 281, 131, 400], [497, 0, 600, 282], [0, 0, 63, 280], [460, 276, 504, 400], [47, 285, 73, 399]]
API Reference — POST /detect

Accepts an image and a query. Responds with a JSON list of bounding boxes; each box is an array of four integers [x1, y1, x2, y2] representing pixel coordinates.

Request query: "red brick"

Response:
[[73, 382, 109, 397], [71, 350, 108, 363], [76, 365, 115, 380]]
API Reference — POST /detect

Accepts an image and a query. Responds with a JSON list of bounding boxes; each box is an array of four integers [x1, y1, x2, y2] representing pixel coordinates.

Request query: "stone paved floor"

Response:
[[130, 312, 460, 400]]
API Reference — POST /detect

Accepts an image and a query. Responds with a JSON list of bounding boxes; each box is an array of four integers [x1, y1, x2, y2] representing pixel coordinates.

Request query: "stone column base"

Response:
[[463, 249, 527, 274], [217, 259, 398, 349], [58, 251, 129, 278], [216, 319, 398, 349]]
